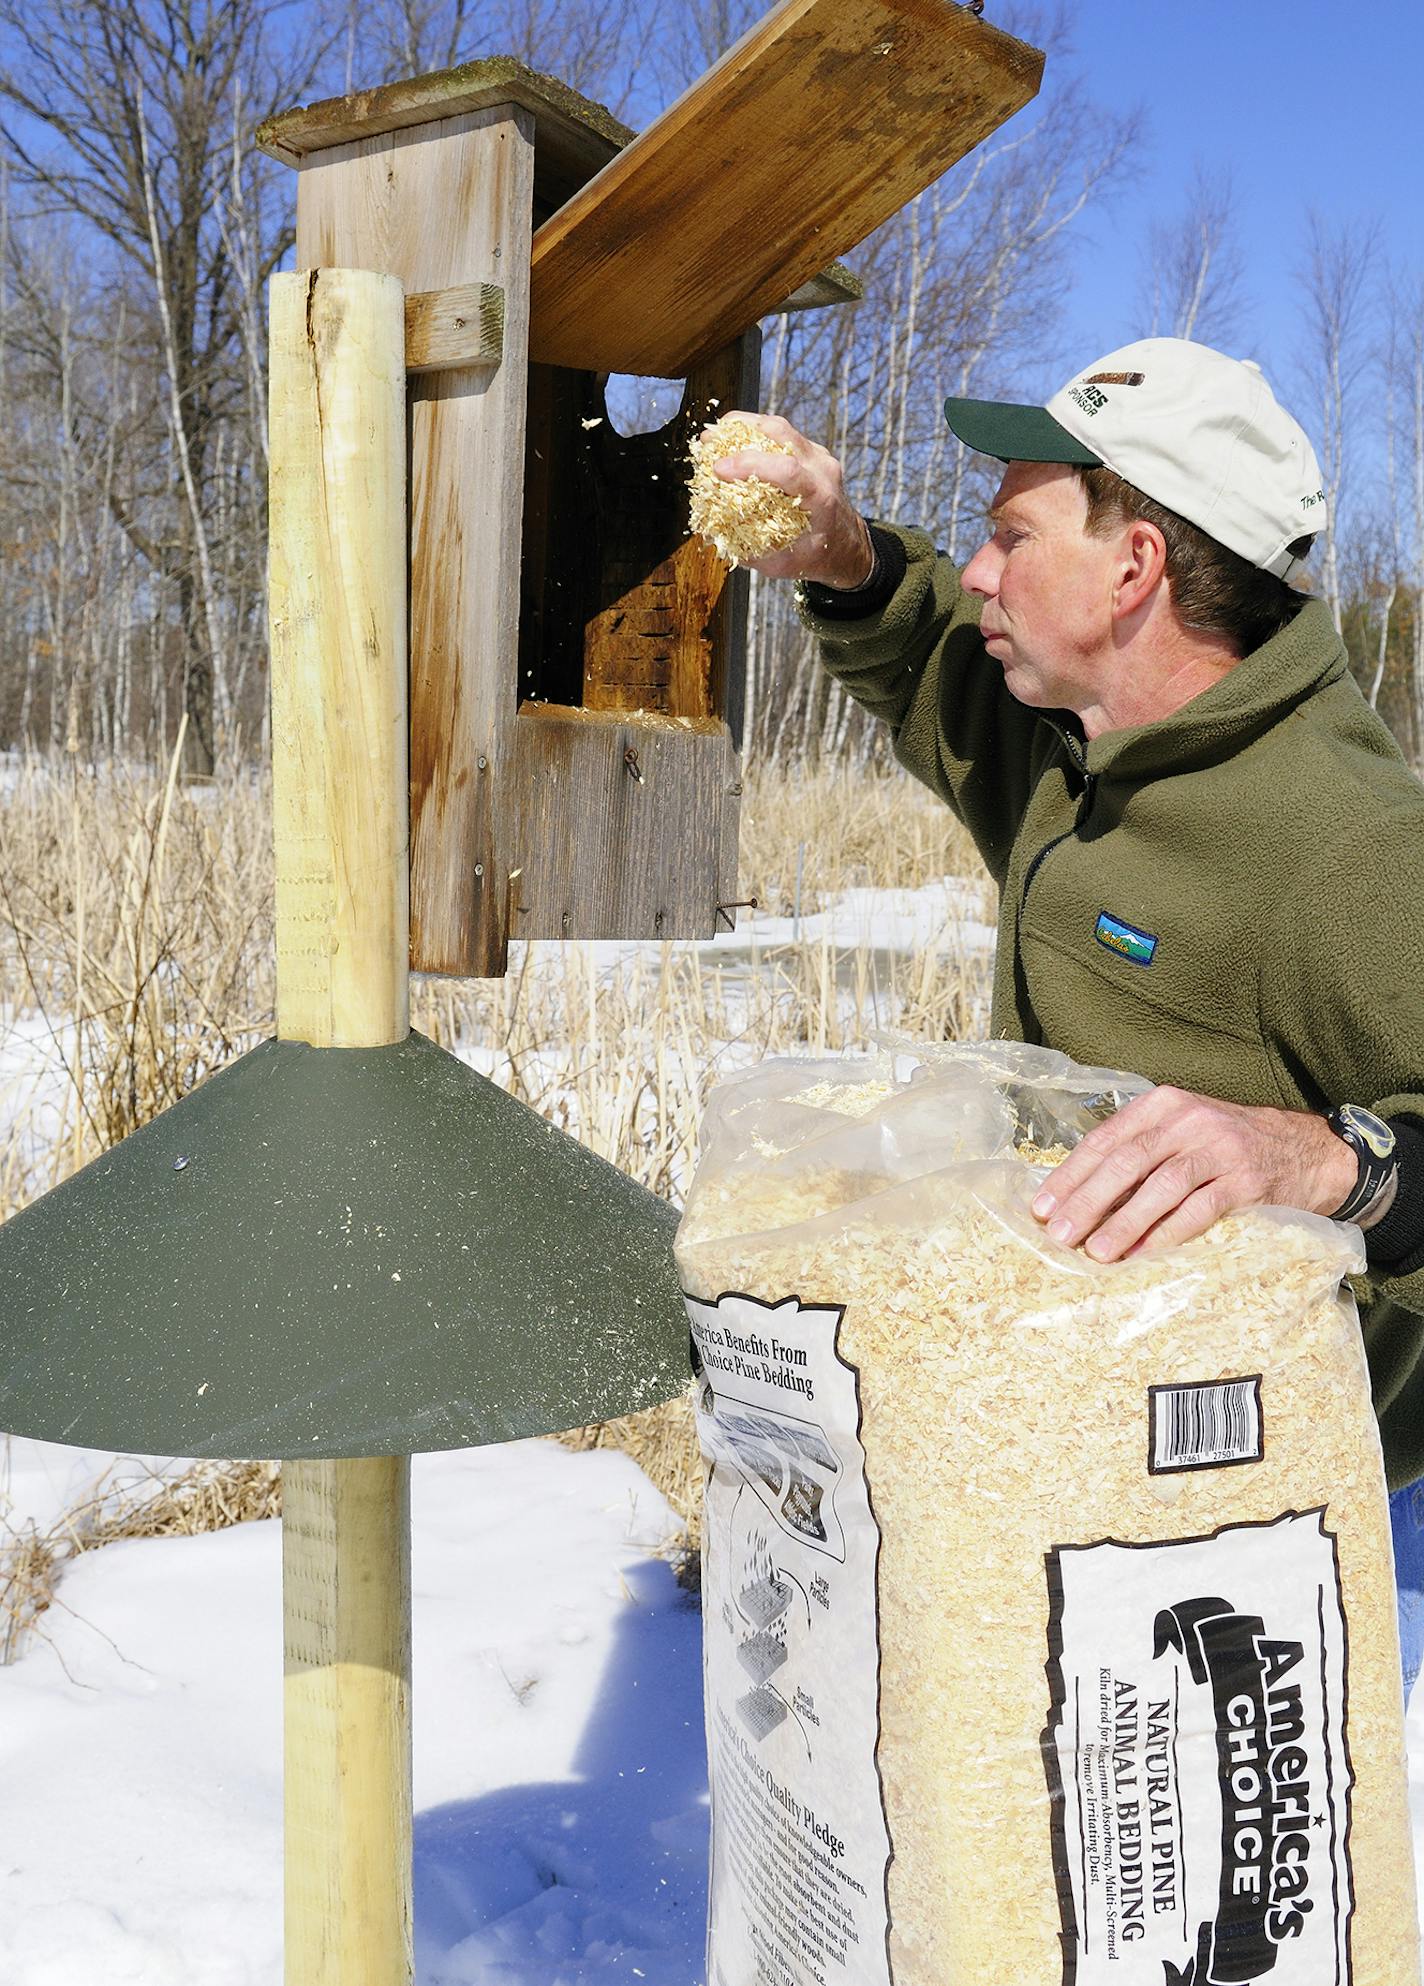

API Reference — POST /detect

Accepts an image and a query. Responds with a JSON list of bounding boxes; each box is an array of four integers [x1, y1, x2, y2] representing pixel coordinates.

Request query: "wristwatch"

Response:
[[1324, 1104, 1398, 1225]]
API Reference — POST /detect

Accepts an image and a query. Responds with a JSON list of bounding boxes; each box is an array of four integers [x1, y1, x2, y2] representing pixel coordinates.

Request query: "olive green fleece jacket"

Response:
[[797, 520, 1424, 1489]]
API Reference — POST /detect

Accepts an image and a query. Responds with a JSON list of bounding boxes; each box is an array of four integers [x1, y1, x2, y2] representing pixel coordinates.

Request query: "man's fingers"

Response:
[[1121, 1182, 1234, 1260], [1031, 1088, 1180, 1216], [1073, 1155, 1221, 1262], [1039, 1121, 1217, 1255], [1029, 1087, 1334, 1262], [1033, 1113, 1168, 1233], [713, 449, 800, 490], [1040, 1142, 1155, 1248], [714, 408, 798, 438]]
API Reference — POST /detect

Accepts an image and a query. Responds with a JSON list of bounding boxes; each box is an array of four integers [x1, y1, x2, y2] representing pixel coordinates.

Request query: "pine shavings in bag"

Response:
[[676, 1042, 1421, 1986]]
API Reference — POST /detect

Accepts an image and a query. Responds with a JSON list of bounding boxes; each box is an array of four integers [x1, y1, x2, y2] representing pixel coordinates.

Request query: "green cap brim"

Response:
[[943, 396, 1102, 467]]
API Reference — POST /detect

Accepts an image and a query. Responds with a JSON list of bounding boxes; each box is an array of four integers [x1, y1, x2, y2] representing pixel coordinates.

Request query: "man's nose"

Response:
[[960, 539, 997, 598]]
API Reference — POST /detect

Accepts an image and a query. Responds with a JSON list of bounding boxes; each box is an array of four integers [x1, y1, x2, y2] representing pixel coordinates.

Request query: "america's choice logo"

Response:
[[1095, 909, 1158, 966]]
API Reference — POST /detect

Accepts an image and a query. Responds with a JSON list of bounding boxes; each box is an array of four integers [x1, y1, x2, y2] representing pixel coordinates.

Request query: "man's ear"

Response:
[[1112, 519, 1168, 621]]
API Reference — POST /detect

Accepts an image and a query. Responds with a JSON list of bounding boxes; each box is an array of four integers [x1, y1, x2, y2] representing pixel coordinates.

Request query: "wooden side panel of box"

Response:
[[296, 105, 536, 980], [509, 705, 740, 941]]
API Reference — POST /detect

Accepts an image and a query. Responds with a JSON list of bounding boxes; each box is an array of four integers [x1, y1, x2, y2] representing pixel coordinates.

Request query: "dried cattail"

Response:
[[686, 415, 807, 566]]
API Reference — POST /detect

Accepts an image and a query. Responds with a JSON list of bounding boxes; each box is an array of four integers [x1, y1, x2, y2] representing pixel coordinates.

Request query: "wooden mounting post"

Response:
[[268, 266, 414, 1986], [293, 103, 536, 978]]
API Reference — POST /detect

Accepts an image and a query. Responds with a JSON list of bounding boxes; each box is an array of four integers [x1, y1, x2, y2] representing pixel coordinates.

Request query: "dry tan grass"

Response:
[[739, 755, 987, 915], [0, 731, 274, 1218], [0, 747, 992, 1645], [1, 1455, 282, 1664]]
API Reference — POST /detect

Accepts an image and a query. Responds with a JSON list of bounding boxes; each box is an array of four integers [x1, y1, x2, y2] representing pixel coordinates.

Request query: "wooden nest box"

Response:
[[258, 3, 1043, 978]]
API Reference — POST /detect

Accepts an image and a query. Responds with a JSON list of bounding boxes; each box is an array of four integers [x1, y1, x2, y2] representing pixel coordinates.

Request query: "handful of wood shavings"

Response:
[[686, 416, 807, 567]]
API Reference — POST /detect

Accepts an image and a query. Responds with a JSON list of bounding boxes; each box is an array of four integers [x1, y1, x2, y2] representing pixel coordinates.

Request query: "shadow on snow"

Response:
[[413, 1558, 709, 1986]]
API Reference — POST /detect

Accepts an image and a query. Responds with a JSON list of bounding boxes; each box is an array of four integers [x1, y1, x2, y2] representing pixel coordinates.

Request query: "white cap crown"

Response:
[[1046, 339, 1325, 581]]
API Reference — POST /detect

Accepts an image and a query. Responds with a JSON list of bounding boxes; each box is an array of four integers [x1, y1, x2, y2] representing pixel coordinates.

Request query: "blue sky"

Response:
[[266, 1, 1419, 412], [1027, 0, 1423, 387], [9, 0, 1412, 483]]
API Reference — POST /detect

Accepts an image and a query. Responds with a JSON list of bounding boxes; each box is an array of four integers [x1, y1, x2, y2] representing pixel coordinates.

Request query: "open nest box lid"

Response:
[[257, 0, 1043, 379], [0, 1033, 691, 1460]]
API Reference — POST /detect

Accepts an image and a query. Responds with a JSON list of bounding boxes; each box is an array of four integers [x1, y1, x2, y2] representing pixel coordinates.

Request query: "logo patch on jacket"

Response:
[[1095, 910, 1157, 966]]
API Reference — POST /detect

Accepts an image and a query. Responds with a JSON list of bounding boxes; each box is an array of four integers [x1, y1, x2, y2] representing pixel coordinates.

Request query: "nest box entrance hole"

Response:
[[519, 335, 758, 745]]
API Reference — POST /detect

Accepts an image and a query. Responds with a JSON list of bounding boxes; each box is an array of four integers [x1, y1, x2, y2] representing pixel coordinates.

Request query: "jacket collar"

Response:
[[1043, 600, 1350, 782]]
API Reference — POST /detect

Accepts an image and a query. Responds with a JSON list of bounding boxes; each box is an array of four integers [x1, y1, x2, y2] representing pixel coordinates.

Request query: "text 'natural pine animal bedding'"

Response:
[[687, 415, 807, 567], [674, 1041, 1421, 1986]]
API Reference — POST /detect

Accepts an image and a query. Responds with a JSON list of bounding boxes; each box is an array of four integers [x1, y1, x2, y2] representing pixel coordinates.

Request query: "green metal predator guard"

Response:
[[0, 1031, 690, 1459]]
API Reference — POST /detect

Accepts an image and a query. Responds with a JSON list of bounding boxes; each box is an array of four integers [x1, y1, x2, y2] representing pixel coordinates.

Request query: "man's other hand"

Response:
[[1029, 1087, 1361, 1261], [702, 410, 875, 588]]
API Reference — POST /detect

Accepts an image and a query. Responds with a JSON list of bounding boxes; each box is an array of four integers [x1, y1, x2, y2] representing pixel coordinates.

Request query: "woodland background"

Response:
[[0, 0, 1420, 775]]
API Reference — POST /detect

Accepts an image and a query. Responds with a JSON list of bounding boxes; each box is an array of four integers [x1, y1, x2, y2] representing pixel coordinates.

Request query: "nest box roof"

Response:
[[526, 0, 1045, 377], [0, 1032, 691, 1460], [256, 52, 863, 330]]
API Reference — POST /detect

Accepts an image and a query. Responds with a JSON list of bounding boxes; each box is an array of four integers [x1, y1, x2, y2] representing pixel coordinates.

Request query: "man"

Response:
[[709, 338, 1424, 1489]]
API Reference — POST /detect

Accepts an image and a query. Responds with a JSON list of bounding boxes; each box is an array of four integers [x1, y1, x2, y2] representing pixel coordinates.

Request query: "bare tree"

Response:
[[1377, 271, 1424, 758], [644, 0, 765, 95], [1295, 211, 1379, 635], [0, 210, 150, 755], [1409, 287, 1424, 764], [351, 0, 654, 113], [1138, 165, 1248, 347], [0, 0, 329, 771]]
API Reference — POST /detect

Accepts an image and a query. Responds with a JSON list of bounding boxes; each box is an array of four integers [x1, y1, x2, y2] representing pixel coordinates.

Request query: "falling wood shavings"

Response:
[[686, 416, 807, 568]]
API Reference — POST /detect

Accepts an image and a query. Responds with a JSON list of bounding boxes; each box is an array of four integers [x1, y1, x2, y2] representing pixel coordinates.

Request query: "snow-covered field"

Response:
[[3, 874, 1424, 1981], [2, 1430, 1424, 1986], [0, 1438, 707, 1986]]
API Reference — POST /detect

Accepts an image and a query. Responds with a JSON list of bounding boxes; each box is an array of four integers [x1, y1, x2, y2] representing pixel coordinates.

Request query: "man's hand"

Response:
[[703, 410, 874, 588], [1029, 1087, 1361, 1261]]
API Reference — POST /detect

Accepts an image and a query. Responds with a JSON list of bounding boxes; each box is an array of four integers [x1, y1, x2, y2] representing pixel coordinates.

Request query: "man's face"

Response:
[[960, 461, 1121, 712]]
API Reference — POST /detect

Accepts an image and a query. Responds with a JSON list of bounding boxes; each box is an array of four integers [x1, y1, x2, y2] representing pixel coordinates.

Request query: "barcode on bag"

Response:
[[1147, 1376, 1263, 1474]]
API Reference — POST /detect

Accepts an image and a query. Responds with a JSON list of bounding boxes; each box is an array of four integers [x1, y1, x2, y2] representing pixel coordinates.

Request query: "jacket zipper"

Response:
[[1022, 728, 1095, 914]]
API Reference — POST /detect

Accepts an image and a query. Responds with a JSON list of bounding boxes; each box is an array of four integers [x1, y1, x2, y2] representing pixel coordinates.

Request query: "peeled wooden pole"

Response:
[[268, 267, 413, 1986]]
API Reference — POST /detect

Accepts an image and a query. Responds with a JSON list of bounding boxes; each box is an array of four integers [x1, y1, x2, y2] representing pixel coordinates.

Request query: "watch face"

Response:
[[1337, 1103, 1396, 1158]]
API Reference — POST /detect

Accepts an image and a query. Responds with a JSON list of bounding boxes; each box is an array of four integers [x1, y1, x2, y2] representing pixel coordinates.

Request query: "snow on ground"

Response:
[[3, 1431, 1424, 1984], [0, 1439, 707, 1986], [0, 1008, 79, 1188], [573, 877, 1000, 971]]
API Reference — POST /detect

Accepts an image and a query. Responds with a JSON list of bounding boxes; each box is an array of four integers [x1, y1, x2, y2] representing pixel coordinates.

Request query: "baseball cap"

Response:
[[943, 338, 1326, 583]]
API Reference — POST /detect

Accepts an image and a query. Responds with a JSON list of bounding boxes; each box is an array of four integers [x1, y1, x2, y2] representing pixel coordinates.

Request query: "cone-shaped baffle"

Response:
[[0, 1032, 690, 1458]]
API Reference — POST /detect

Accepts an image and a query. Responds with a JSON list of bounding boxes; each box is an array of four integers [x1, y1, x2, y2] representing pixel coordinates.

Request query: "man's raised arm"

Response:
[[706, 412, 1057, 884]]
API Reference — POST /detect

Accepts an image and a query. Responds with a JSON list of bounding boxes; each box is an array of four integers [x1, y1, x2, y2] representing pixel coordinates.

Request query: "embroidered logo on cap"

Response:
[[1095, 910, 1157, 966]]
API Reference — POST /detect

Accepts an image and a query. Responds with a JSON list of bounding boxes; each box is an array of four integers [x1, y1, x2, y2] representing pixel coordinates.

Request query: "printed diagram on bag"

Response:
[[699, 1382, 849, 1562], [687, 1290, 894, 1986]]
